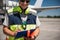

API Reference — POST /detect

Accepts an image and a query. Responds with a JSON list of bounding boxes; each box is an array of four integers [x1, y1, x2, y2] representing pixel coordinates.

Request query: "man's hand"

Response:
[[27, 27, 40, 39], [27, 30, 36, 40], [14, 29, 21, 36]]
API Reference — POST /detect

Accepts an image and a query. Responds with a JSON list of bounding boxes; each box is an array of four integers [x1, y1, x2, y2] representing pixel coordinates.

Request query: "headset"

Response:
[[8, 6, 30, 15]]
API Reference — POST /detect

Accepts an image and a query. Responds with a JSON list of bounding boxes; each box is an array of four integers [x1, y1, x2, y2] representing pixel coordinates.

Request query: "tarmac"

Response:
[[0, 18, 60, 40]]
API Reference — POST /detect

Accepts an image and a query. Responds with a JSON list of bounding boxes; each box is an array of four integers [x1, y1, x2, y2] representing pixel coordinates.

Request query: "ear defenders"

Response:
[[7, 6, 30, 14]]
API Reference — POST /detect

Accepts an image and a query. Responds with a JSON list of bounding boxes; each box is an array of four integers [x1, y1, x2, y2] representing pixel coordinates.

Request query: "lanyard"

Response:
[[22, 21, 27, 30]]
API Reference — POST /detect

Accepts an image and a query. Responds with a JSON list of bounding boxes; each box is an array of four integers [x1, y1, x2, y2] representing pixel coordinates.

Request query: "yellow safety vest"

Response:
[[7, 6, 36, 40]]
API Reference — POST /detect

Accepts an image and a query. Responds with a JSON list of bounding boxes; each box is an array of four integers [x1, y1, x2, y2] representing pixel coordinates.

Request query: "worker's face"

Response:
[[19, 0, 30, 9]]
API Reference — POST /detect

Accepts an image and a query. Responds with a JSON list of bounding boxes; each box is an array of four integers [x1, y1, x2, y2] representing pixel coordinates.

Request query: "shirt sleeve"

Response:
[[3, 14, 9, 27], [36, 16, 41, 27]]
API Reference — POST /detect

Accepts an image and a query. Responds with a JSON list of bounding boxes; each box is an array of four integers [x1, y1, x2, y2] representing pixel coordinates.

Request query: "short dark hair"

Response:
[[19, 0, 30, 2], [19, 0, 30, 3]]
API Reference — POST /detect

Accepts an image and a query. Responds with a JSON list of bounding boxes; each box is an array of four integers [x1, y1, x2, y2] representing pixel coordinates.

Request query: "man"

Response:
[[3, 0, 40, 40]]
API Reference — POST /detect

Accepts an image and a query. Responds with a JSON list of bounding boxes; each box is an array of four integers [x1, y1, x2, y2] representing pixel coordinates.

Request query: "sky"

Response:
[[30, 0, 60, 16]]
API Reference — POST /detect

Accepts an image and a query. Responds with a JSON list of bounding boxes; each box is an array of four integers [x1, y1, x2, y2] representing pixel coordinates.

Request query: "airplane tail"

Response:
[[29, 0, 43, 8], [34, 0, 43, 8]]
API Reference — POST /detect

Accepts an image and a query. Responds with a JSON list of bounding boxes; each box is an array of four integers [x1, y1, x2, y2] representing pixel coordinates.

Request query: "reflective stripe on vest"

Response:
[[10, 24, 36, 31], [9, 36, 24, 40]]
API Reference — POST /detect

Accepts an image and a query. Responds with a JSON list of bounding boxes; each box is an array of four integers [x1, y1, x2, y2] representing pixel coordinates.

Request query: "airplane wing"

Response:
[[31, 6, 60, 11]]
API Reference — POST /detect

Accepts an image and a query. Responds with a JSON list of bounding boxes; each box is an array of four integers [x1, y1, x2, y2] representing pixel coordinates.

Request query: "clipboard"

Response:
[[15, 29, 35, 38]]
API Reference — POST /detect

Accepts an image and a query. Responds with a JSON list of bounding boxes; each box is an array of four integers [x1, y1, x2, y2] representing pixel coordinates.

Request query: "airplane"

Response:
[[2, 0, 60, 15]]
